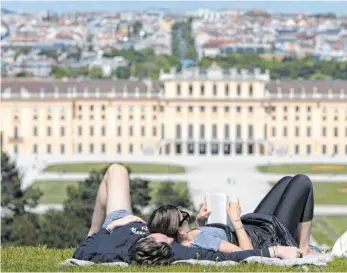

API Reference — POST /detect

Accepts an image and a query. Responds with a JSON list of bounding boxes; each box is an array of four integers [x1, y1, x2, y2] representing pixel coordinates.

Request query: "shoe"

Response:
[[332, 231, 347, 257]]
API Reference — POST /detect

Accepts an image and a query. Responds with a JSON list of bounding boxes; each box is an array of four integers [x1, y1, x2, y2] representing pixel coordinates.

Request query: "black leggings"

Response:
[[254, 174, 314, 238]]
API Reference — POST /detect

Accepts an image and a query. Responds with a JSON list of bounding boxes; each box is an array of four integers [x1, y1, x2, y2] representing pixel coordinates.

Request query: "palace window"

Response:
[[212, 124, 217, 139], [177, 84, 181, 95], [200, 85, 205, 95], [237, 84, 241, 96], [249, 84, 253, 96], [322, 145, 326, 154], [101, 144, 106, 153], [225, 85, 229, 96], [188, 124, 194, 139], [213, 84, 217, 96], [176, 124, 181, 139]]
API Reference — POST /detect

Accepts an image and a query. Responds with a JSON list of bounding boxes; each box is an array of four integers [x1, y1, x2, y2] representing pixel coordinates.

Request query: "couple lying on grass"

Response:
[[73, 164, 319, 265]]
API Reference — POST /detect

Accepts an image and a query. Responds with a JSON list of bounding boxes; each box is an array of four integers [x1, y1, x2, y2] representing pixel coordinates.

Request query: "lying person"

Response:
[[146, 175, 319, 256], [73, 164, 303, 265]]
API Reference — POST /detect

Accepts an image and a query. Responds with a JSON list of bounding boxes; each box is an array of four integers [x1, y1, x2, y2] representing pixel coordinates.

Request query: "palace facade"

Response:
[[1, 65, 346, 156]]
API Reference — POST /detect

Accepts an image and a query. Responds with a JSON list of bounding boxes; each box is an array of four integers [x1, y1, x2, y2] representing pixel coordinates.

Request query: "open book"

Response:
[[205, 192, 234, 231]]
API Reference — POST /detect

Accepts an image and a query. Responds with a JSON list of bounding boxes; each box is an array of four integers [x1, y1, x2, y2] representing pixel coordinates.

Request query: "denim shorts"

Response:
[[102, 209, 131, 228]]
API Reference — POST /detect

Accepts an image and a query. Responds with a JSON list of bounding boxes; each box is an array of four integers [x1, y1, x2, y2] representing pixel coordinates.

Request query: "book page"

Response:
[[205, 192, 228, 225]]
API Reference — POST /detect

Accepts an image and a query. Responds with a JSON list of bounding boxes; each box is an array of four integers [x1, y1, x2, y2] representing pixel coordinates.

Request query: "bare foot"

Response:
[[301, 248, 320, 256]]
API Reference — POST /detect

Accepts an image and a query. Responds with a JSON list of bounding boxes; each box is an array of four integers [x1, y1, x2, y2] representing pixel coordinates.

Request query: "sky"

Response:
[[1, 1, 347, 14]]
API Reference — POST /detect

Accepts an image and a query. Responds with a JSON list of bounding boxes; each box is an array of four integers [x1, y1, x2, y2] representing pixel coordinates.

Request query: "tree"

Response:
[[133, 20, 143, 36], [14, 47, 32, 60], [151, 182, 194, 211], [130, 179, 151, 215], [1, 152, 42, 246], [39, 210, 84, 248], [88, 66, 103, 79], [15, 71, 32, 77], [115, 66, 131, 79], [38, 49, 59, 61]]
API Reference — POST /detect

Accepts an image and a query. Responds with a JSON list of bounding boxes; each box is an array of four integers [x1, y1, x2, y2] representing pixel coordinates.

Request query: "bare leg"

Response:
[[297, 221, 318, 255], [105, 164, 132, 214], [87, 164, 132, 236], [88, 172, 108, 236]]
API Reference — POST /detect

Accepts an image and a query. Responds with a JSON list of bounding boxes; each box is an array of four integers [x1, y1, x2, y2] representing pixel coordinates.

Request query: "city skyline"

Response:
[[2, 1, 347, 14]]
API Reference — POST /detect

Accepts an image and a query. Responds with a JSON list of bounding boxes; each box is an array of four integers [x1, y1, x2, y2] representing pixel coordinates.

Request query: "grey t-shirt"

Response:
[[190, 227, 229, 251]]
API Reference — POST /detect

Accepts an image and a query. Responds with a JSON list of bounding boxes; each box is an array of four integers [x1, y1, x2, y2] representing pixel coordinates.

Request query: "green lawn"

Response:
[[258, 164, 347, 174], [44, 163, 186, 174], [269, 182, 347, 205], [312, 216, 347, 246], [32, 180, 189, 204], [3, 247, 347, 272], [313, 183, 347, 205], [32, 181, 80, 204]]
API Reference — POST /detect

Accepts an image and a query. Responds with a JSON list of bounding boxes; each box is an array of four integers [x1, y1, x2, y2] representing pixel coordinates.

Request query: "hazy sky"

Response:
[[2, 1, 347, 14]]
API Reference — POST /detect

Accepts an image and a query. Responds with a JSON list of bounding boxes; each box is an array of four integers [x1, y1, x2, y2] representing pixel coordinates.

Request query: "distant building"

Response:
[[1, 65, 346, 157], [6, 59, 53, 77]]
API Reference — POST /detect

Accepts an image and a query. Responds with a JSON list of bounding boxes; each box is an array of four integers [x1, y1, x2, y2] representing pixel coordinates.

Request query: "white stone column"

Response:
[[230, 104, 235, 156], [242, 142, 247, 156], [254, 140, 259, 156], [218, 107, 224, 157], [205, 140, 210, 156], [182, 140, 187, 156], [242, 107, 248, 156]]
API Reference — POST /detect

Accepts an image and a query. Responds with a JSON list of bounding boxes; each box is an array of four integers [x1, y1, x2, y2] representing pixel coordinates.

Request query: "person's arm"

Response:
[[218, 240, 243, 253], [227, 201, 253, 250], [171, 242, 270, 262], [192, 231, 242, 253], [106, 215, 145, 232], [171, 243, 303, 262]]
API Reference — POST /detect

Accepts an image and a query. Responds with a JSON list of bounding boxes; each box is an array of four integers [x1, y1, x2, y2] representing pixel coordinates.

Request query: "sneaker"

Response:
[[332, 231, 347, 257]]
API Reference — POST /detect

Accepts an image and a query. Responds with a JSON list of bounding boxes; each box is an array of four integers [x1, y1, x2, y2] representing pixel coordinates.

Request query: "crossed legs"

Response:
[[88, 164, 132, 236], [254, 174, 316, 254]]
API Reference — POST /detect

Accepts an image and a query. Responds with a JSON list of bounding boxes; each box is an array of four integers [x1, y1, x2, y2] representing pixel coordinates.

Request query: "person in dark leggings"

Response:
[[147, 174, 318, 256], [254, 174, 315, 255]]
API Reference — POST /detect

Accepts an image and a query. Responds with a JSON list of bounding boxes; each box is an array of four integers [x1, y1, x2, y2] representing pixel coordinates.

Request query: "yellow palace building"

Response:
[[1, 65, 346, 156]]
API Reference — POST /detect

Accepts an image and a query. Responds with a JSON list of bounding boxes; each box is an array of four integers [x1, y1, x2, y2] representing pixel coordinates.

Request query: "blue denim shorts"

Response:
[[102, 209, 131, 228]]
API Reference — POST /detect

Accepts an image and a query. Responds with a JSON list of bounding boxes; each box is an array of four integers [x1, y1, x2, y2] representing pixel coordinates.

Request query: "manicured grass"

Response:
[[44, 163, 186, 174], [312, 216, 347, 246], [269, 182, 347, 205], [32, 181, 80, 204], [3, 247, 347, 272], [258, 164, 347, 174], [313, 183, 347, 205], [32, 180, 189, 204]]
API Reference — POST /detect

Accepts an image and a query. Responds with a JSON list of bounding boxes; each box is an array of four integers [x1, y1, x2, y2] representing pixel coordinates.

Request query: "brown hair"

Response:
[[131, 237, 173, 266], [147, 205, 181, 238]]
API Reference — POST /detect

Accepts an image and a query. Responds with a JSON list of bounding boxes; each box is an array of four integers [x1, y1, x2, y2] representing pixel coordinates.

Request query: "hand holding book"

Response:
[[195, 198, 211, 227], [226, 200, 242, 223]]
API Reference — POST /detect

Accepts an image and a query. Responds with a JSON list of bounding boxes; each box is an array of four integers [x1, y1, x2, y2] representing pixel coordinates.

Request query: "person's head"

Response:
[[147, 204, 191, 242], [131, 234, 174, 266]]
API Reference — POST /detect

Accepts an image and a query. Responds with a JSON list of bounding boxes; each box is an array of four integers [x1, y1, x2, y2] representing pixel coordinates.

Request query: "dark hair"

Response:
[[131, 237, 173, 266], [147, 205, 181, 238]]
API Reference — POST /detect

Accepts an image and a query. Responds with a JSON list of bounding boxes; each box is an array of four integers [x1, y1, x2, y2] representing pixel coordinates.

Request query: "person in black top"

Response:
[[73, 164, 304, 265]]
